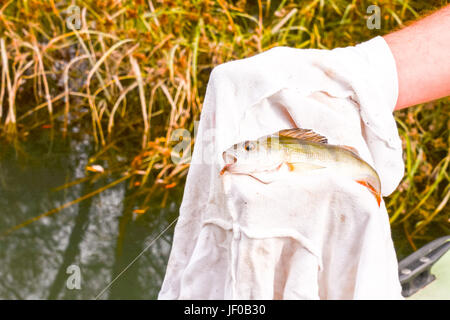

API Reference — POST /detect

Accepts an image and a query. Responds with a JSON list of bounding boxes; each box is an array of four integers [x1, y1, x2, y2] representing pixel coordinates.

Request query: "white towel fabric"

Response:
[[159, 36, 405, 299]]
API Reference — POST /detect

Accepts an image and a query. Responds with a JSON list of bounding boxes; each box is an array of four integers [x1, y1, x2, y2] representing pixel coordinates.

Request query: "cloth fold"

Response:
[[159, 36, 404, 300]]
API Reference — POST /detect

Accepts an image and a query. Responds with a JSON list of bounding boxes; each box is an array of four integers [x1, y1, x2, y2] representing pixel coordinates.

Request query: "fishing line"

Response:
[[94, 217, 178, 300]]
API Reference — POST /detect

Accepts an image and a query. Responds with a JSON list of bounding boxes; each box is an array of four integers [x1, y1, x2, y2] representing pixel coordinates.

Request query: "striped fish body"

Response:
[[221, 128, 382, 206]]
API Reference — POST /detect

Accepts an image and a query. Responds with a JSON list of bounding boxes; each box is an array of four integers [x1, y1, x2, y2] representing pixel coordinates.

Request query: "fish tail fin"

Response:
[[355, 179, 381, 207]]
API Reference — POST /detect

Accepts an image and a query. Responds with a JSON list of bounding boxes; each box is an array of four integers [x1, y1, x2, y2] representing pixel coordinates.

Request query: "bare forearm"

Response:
[[384, 5, 450, 110]]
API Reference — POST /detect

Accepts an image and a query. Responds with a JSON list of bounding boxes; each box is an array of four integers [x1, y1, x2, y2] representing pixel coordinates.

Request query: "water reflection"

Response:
[[0, 132, 179, 299]]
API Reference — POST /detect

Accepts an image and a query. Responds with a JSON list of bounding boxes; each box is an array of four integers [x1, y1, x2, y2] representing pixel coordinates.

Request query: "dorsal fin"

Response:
[[278, 128, 328, 144], [340, 145, 359, 155]]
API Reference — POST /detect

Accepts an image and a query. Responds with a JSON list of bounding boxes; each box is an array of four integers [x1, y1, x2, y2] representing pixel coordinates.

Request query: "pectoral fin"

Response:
[[356, 179, 381, 207], [287, 162, 325, 173], [221, 171, 276, 184], [247, 173, 274, 184]]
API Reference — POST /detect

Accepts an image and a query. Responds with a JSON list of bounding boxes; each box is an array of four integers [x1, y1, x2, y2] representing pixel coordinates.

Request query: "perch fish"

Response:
[[220, 128, 382, 206]]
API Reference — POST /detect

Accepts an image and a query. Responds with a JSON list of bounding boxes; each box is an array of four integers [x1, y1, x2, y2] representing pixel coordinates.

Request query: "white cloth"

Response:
[[159, 36, 404, 299]]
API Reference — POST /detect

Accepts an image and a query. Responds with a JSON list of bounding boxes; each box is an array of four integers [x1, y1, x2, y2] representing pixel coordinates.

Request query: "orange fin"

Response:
[[340, 145, 359, 155], [278, 128, 328, 144], [356, 180, 381, 207], [220, 164, 231, 175], [287, 162, 325, 173]]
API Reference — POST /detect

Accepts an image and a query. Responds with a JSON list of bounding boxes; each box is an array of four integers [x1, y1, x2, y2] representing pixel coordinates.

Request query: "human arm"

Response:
[[383, 5, 450, 110]]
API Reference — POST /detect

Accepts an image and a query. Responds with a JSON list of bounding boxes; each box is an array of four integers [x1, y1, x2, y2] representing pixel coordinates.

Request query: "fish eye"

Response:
[[243, 141, 255, 151]]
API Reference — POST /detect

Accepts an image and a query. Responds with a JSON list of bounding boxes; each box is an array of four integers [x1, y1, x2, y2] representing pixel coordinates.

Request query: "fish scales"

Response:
[[221, 128, 382, 207]]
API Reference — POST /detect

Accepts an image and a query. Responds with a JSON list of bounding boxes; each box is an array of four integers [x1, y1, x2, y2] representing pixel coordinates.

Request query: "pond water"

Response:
[[0, 131, 180, 299]]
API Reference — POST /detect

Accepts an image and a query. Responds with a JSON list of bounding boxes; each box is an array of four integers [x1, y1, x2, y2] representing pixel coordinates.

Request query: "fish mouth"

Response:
[[222, 151, 237, 165]]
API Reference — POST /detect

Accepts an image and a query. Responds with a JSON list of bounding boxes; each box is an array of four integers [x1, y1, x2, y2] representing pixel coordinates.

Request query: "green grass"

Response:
[[0, 0, 448, 256]]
